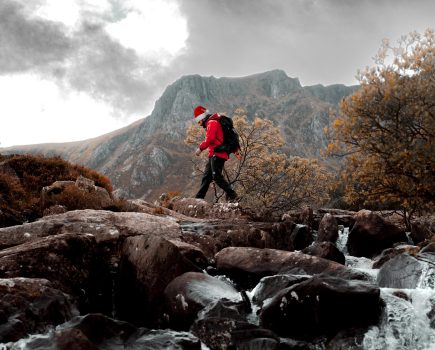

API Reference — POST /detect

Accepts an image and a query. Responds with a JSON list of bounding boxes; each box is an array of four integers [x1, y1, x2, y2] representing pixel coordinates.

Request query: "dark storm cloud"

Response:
[[176, 0, 435, 85]]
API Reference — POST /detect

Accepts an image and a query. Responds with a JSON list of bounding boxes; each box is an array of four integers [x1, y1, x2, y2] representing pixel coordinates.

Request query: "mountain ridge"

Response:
[[1, 70, 358, 199]]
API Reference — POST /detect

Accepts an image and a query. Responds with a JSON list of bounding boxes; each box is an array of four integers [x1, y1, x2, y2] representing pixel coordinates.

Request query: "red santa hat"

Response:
[[193, 105, 209, 123]]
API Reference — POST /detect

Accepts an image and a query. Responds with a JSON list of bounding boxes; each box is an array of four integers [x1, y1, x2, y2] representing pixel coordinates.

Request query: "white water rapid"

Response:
[[338, 229, 435, 350]]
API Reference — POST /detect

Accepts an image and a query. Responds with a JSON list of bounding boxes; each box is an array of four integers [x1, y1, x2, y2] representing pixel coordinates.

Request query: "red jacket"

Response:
[[199, 114, 229, 160]]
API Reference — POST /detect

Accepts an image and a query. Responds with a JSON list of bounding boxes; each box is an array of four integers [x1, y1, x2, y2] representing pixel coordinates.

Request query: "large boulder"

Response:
[[0, 278, 78, 343], [251, 274, 309, 306], [302, 241, 345, 265], [372, 245, 419, 269], [0, 233, 101, 311], [346, 210, 407, 258], [41, 176, 113, 209], [215, 247, 368, 289], [377, 253, 435, 289], [316, 213, 339, 243], [260, 275, 382, 340], [164, 272, 242, 329], [116, 235, 205, 326], [289, 224, 313, 250]]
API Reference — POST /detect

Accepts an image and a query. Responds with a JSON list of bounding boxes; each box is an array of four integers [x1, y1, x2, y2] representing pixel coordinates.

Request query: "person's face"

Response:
[[198, 119, 203, 127]]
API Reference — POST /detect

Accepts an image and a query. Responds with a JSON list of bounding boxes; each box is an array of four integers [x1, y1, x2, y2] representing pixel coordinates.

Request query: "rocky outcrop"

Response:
[[1, 70, 357, 200], [0, 209, 182, 250], [346, 210, 408, 258]]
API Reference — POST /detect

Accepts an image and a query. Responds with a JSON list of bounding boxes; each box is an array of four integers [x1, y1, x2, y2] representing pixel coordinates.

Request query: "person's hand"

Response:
[[195, 148, 202, 156], [235, 152, 242, 160]]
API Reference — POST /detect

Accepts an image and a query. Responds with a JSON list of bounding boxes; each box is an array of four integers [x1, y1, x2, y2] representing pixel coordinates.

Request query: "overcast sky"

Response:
[[0, 0, 433, 147]]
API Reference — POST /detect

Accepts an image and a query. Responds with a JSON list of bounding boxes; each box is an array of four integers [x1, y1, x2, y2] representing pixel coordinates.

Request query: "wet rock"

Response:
[[251, 274, 309, 306], [192, 318, 279, 350], [168, 239, 209, 270], [164, 272, 242, 329], [317, 213, 339, 243], [0, 278, 78, 343], [372, 245, 419, 269], [215, 247, 367, 289], [7, 313, 201, 350], [346, 210, 407, 258], [302, 241, 345, 265], [0, 233, 101, 311], [317, 209, 356, 228], [290, 224, 313, 250], [260, 275, 382, 341], [116, 235, 203, 326], [182, 232, 221, 261], [411, 221, 433, 244], [420, 242, 435, 254], [377, 252, 435, 288]]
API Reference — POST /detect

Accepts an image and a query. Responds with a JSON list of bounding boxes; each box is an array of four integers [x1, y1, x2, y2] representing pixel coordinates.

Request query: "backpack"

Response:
[[214, 115, 241, 155]]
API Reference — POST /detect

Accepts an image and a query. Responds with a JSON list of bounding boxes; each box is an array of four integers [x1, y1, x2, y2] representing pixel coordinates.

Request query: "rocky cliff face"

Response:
[[1, 70, 357, 199]]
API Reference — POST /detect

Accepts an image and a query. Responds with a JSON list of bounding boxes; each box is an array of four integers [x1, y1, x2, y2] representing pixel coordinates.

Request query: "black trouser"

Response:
[[195, 156, 237, 199]]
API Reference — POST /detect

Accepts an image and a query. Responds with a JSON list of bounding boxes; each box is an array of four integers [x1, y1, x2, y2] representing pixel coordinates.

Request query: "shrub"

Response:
[[0, 154, 115, 227]]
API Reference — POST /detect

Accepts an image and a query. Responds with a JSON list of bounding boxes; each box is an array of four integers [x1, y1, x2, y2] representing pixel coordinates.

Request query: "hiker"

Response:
[[193, 105, 238, 201]]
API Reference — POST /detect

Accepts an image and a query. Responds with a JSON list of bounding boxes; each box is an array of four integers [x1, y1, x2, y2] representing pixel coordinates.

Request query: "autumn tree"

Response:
[[328, 29, 435, 225], [185, 108, 332, 219]]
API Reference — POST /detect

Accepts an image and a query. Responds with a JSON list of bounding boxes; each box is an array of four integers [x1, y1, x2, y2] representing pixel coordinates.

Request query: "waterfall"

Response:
[[337, 229, 435, 350], [363, 289, 435, 350]]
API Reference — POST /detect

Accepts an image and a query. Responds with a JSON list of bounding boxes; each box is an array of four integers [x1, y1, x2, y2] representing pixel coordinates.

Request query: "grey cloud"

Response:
[[175, 0, 435, 85], [0, 0, 71, 74], [0, 0, 172, 118], [1, 0, 434, 121]]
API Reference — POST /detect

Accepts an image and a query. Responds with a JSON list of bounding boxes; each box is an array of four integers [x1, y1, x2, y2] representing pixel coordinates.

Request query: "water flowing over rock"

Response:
[[377, 252, 435, 289], [347, 210, 408, 258], [164, 272, 242, 330], [3, 313, 201, 350], [251, 274, 310, 306], [1, 203, 434, 348]]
